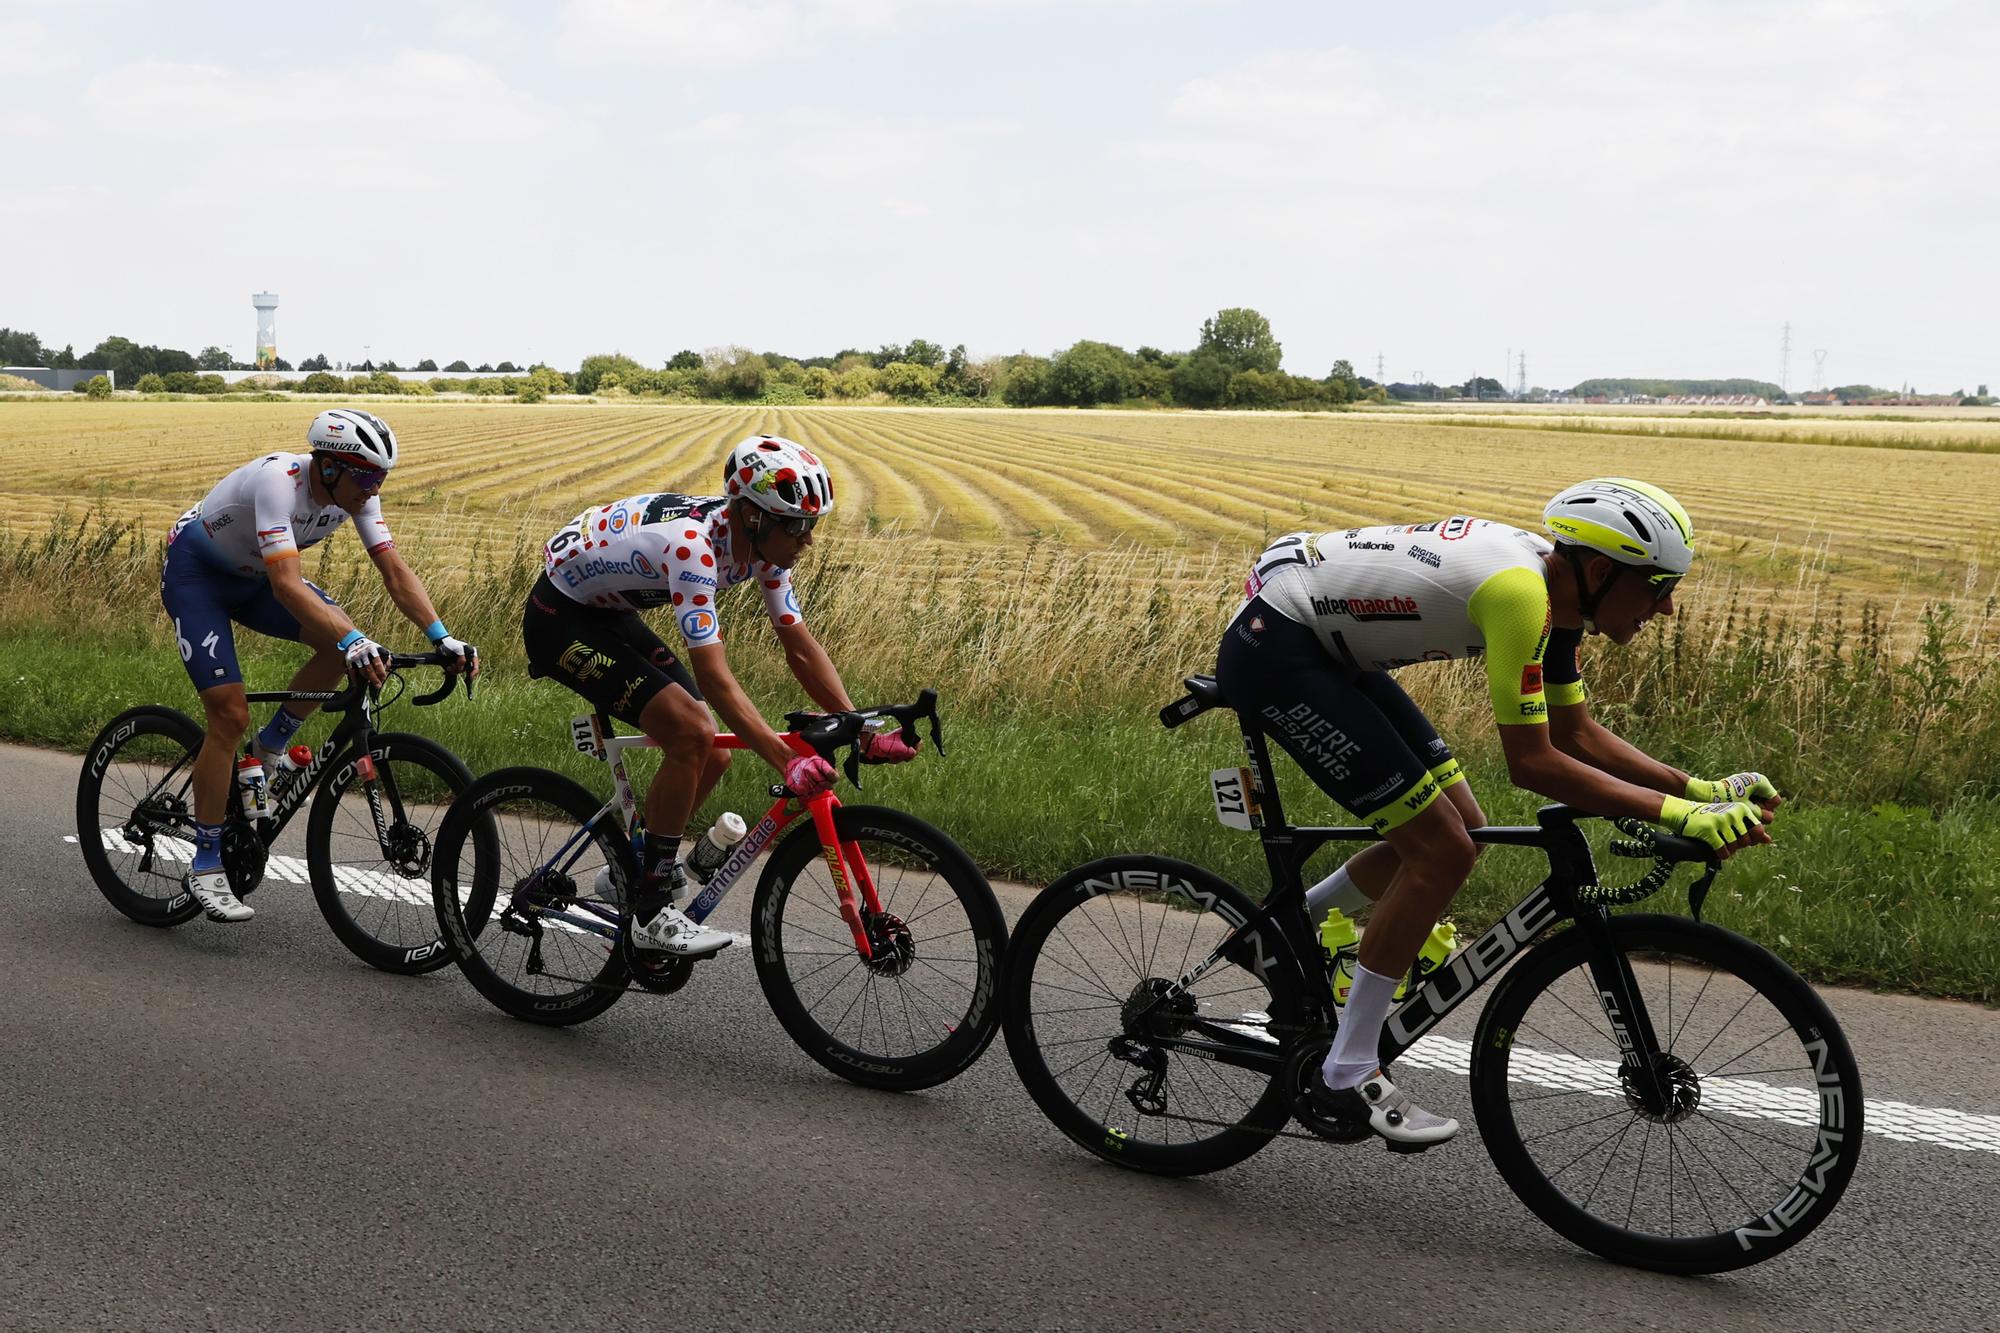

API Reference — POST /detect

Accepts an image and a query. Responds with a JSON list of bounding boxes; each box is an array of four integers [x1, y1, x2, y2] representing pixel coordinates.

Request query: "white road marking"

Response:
[[1396, 1033, 2000, 1156], [74, 829, 751, 947]]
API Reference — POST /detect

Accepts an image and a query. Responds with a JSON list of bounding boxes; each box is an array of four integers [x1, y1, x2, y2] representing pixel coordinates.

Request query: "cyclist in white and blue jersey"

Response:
[[159, 410, 476, 923]]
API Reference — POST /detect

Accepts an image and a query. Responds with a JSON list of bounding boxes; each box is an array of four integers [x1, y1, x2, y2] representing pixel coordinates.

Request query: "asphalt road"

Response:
[[6, 740, 1998, 1331]]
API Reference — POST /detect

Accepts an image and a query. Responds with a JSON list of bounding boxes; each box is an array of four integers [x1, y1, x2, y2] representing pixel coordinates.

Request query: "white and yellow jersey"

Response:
[[1244, 518, 1578, 725]]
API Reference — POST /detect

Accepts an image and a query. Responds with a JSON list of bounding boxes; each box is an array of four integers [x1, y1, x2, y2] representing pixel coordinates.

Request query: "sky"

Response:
[[4, 0, 1995, 391]]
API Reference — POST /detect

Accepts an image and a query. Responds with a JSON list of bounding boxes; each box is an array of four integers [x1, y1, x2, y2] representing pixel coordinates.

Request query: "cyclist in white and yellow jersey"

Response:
[[159, 410, 477, 923], [1214, 478, 1778, 1147]]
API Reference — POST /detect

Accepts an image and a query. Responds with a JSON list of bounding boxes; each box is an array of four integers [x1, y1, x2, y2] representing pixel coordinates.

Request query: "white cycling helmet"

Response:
[[723, 434, 833, 519], [307, 409, 398, 471], [1543, 477, 1694, 575]]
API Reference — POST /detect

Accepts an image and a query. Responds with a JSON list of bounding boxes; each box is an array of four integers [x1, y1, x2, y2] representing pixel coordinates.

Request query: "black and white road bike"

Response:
[[76, 652, 483, 974], [1001, 673, 1863, 1275]]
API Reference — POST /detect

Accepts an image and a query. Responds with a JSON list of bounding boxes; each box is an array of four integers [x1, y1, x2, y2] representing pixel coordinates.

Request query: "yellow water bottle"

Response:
[[1400, 919, 1458, 998], [1320, 909, 1360, 1006]]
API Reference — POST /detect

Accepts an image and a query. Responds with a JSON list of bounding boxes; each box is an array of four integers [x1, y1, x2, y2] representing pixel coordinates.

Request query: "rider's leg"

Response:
[[234, 579, 344, 755], [688, 744, 732, 819], [1320, 798, 1477, 1088], [637, 683, 716, 905], [192, 682, 251, 837]]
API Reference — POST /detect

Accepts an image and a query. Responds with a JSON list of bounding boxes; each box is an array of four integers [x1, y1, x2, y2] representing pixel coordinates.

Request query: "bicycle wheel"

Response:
[[1470, 913, 1864, 1274], [1002, 855, 1306, 1176], [76, 706, 206, 927], [751, 805, 1007, 1092], [307, 731, 476, 975], [431, 766, 633, 1026]]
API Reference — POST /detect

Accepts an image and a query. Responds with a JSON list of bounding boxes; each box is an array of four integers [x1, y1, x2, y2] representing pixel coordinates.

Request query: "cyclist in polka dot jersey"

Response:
[[522, 435, 918, 956]]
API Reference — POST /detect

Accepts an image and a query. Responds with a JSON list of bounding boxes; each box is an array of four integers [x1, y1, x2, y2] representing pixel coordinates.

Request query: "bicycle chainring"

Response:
[[621, 934, 696, 994], [1285, 1037, 1373, 1144], [222, 821, 267, 899]]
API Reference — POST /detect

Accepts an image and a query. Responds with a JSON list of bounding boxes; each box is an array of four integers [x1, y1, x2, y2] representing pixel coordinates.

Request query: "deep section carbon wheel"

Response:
[[751, 805, 1005, 1092], [1002, 855, 1306, 1176], [431, 766, 633, 1026], [76, 706, 206, 927], [1470, 913, 1864, 1275], [307, 731, 477, 975]]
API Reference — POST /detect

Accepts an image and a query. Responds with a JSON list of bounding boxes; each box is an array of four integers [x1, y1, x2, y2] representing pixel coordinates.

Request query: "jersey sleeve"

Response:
[[1465, 565, 1553, 725], [354, 497, 394, 554], [250, 462, 300, 566], [1543, 625, 1587, 707], [757, 563, 804, 629]]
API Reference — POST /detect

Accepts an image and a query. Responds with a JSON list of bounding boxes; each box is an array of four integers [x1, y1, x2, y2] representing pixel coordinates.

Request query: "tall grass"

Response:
[[1375, 411, 2000, 455]]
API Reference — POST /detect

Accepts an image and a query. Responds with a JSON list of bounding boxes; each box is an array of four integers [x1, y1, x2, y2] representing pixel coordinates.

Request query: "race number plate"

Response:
[[1211, 767, 1260, 830], [570, 713, 606, 760]]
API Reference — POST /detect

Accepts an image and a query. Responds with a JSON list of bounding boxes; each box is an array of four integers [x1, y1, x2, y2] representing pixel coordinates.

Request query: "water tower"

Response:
[[252, 292, 280, 368]]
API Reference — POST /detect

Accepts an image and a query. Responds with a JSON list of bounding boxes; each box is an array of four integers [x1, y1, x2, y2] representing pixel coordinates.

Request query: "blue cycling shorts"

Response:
[[159, 536, 337, 692]]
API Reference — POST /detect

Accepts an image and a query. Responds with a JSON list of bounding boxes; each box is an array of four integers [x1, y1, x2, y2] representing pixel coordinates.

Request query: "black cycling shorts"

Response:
[[1215, 597, 1464, 834], [522, 573, 702, 727]]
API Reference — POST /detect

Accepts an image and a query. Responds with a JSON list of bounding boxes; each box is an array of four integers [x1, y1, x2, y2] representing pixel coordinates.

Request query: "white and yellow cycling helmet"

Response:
[[1543, 477, 1694, 573]]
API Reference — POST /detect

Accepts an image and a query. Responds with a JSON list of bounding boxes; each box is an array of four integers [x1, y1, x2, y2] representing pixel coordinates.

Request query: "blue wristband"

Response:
[[336, 629, 363, 652], [424, 620, 448, 644]]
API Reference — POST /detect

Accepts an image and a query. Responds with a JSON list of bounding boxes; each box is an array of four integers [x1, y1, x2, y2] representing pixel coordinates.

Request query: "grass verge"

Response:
[[12, 626, 1995, 1004]]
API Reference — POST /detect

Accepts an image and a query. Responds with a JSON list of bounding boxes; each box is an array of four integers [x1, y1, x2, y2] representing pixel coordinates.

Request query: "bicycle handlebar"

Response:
[[773, 688, 944, 793], [325, 651, 475, 713], [1594, 816, 1723, 918]]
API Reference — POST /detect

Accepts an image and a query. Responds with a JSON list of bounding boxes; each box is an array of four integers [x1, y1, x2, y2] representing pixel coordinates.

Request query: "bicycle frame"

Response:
[[521, 714, 891, 961], [1142, 707, 1688, 1118]]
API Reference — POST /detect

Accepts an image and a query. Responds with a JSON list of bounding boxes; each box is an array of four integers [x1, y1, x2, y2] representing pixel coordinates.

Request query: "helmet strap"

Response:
[[1564, 545, 1619, 633], [733, 498, 774, 563]]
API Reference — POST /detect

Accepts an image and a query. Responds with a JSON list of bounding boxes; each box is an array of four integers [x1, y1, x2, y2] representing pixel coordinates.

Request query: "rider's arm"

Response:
[[265, 554, 358, 649], [773, 619, 855, 713], [1549, 699, 1688, 794], [366, 540, 446, 638], [1469, 565, 1680, 821], [685, 642, 798, 773]]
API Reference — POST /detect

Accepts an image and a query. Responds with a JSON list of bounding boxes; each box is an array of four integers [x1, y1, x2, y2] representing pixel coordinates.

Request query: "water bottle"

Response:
[[1319, 908, 1360, 1007], [1414, 920, 1458, 983], [236, 752, 269, 818], [684, 811, 748, 885]]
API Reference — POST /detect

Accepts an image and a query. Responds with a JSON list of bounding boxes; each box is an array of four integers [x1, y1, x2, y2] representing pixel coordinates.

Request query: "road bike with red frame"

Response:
[[429, 690, 1006, 1091]]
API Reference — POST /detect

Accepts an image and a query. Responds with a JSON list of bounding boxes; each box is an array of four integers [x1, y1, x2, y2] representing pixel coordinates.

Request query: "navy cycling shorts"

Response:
[[1215, 597, 1464, 834], [159, 536, 337, 692]]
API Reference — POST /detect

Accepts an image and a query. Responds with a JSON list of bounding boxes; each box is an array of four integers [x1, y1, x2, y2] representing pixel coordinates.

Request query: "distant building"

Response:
[[1, 366, 114, 390]]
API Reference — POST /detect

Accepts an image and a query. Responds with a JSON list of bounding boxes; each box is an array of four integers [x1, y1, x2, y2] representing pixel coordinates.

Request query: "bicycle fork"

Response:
[[1575, 908, 1678, 1118], [807, 796, 884, 963]]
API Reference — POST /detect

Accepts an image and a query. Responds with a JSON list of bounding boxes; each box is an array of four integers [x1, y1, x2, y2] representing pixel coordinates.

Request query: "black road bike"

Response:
[[1001, 674, 1863, 1275], [77, 652, 485, 974]]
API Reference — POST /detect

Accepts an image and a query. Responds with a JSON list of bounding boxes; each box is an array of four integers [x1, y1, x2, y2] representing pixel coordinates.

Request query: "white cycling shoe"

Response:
[[629, 902, 731, 957], [188, 870, 253, 923], [1311, 1068, 1459, 1151]]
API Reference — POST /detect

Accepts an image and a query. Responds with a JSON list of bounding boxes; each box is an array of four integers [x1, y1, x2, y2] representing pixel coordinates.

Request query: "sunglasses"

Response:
[[1643, 570, 1682, 601], [341, 463, 387, 493], [777, 514, 818, 538]]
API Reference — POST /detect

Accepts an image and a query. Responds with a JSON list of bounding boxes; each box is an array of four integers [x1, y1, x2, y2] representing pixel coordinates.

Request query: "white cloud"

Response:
[[0, 17, 77, 76]]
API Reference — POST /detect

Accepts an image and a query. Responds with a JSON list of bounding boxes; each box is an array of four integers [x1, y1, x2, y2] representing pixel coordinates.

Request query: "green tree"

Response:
[[803, 366, 837, 399], [999, 355, 1053, 407], [834, 366, 879, 399], [878, 361, 940, 399], [46, 344, 76, 370], [1169, 349, 1233, 407], [415, 358, 438, 372], [443, 359, 471, 373], [496, 361, 519, 373], [1198, 307, 1281, 374], [517, 380, 547, 403], [1047, 340, 1133, 406], [299, 371, 345, 393], [83, 375, 112, 399], [161, 370, 200, 393], [668, 349, 703, 371], [902, 338, 945, 369], [0, 327, 47, 365], [195, 346, 231, 371], [301, 353, 333, 372], [135, 373, 167, 393]]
